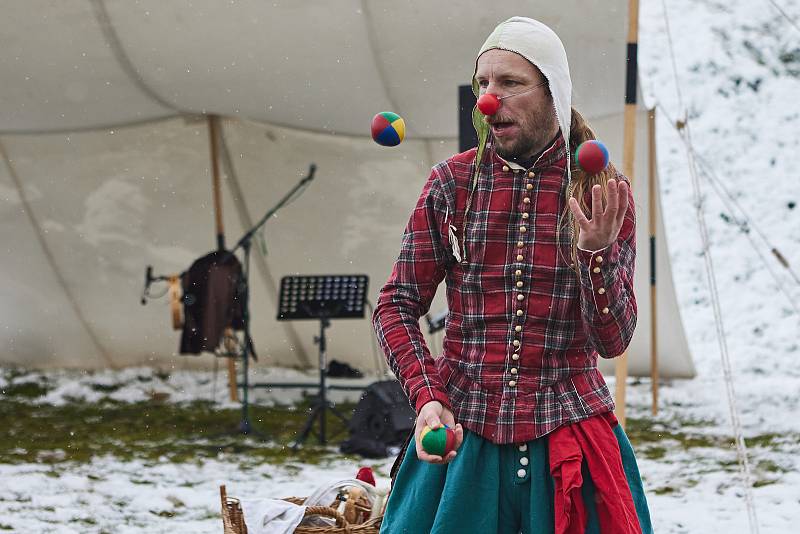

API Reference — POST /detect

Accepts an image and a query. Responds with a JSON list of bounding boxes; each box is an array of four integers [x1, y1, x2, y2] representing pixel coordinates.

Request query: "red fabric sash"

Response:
[[548, 413, 642, 534]]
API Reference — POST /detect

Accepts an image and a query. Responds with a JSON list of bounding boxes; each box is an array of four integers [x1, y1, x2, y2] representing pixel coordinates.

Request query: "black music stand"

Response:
[[277, 274, 369, 446]]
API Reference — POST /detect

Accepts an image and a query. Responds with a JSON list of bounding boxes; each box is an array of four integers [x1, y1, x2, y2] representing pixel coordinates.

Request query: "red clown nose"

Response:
[[476, 93, 501, 116]]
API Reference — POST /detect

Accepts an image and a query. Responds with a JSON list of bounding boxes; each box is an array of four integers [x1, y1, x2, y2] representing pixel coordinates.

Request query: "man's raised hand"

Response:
[[568, 179, 629, 251]]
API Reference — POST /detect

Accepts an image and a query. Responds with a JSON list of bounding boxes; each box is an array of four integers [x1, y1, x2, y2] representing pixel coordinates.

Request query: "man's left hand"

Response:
[[567, 179, 629, 251]]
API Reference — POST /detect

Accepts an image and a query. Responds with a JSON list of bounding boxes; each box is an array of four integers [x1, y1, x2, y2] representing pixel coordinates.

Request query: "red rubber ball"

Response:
[[476, 93, 501, 116], [575, 140, 610, 175]]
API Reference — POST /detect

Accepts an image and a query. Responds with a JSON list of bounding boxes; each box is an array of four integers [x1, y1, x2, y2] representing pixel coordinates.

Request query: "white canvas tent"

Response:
[[0, 0, 694, 379]]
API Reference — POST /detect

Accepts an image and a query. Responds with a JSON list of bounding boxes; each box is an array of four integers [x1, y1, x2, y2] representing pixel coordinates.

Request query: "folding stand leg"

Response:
[[292, 317, 350, 448]]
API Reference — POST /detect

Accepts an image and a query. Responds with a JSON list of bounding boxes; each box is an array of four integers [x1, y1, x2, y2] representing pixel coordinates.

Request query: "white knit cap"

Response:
[[473, 17, 572, 164]]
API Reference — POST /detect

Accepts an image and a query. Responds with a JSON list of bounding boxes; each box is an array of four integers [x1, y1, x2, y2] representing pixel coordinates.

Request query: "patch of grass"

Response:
[[627, 414, 800, 471], [89, 383, 122, 393], [653, 486, 677, 495], [757, 459, 787, 474], [0, 398, 357, 466], [746, 433, 786, 447], [1, 381, 51, 399], [641, 445, 667, 460], [70, 517, 97, 526], [150, 509, 177, 518], [0, 368, 53, 399], [625, 417, 731, 450], [752, 479, 778, 488], [154, 370, 171, 381]]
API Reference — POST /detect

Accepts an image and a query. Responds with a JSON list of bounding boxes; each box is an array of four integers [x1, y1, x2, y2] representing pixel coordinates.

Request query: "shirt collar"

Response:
[[490, 131, 566, 173]]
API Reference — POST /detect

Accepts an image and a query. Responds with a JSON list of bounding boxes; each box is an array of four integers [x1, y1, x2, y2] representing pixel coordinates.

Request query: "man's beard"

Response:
[[492, 110, 558, 161], [493, 129, 541, 161]]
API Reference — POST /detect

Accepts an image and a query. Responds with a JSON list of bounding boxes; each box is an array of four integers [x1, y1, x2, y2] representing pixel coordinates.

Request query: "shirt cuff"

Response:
[[576, 242, 618, 318], [413, 387, 452, 414]]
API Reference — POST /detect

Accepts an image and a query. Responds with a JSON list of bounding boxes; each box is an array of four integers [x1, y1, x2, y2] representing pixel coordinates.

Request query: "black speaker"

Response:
[[340, 380, 415, 458], [459, 84, 478, 153]]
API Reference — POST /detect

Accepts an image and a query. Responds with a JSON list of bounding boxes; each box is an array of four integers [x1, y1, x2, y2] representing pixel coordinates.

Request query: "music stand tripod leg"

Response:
[[293, 317, 331, 447], [292, 401, 324, 448]]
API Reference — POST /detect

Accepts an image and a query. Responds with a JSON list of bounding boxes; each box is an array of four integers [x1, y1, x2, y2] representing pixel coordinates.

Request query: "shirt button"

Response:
[[516, 281, 523, 288], [502, 165, 510, 172], [519, 226, 527, 232], [526, 183, 533, 190], [509, 380, 517, 387], [602, 307, 610, 314], [510, 368, 518, 374], [517, 468, 526, 478], [595, 256, 604, 263], [520, 457, 529, 466], [519, 444, 528, 452], [517, 241, 524, 248], [517, 294, 524, 301], [528, 172, 535, 178], [598, 287, 606, 295], [516, 310, 524, 316], [516, 254, 524, 261], [593, 267, 601, 274], [523, 197, 531, 204], [515, 325, 522, 332], [513, 340, 520, 347], [522, 213, 529, 219], [515, 269, 522, 276], [512, 353, 520, 360]]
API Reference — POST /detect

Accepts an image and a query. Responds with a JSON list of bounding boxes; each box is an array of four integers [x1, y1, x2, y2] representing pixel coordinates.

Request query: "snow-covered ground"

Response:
[[1, 364, 798, 533], [633, 0, 800, 531], [0, 366, 396, 533], [1, 0, 799, 532], [0, 449, 394, 534]]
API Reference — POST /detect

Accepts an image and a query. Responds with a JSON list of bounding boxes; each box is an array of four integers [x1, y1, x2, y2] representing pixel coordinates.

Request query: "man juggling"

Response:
[[374, 17, 653, 534]]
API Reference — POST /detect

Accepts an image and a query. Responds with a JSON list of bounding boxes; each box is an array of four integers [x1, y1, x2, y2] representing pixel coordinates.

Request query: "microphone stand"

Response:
[[227, 163, 317, 438], [142, 164, 317, 442]]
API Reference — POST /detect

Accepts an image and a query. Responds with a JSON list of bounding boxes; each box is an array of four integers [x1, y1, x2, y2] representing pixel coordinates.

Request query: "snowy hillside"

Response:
[[633, 0, 800, 531]]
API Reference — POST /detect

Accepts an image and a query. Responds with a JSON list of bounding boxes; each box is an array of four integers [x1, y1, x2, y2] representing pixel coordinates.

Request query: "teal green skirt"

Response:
[[380, 424, 652, 534]]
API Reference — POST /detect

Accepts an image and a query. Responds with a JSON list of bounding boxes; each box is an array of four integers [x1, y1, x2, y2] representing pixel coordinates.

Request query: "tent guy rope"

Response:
[[660, 0, 761, 531]]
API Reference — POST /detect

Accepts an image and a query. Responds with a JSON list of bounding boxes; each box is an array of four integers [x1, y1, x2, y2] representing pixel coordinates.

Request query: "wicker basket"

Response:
[[221, 486, 248, 534], [220, 485, 383, 534]]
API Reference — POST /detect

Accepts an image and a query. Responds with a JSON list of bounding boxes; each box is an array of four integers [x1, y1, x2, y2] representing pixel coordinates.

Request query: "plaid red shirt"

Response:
[[373, 134, 637, 444]]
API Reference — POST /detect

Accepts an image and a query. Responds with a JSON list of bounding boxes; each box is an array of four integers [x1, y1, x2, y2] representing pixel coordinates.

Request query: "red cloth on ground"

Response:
[[548, 413, 642, 534]]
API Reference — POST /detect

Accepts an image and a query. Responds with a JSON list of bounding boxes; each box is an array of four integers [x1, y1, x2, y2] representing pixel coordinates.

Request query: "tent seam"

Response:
[[0, 139, 116, 368], [87, 0, 184, 114]]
